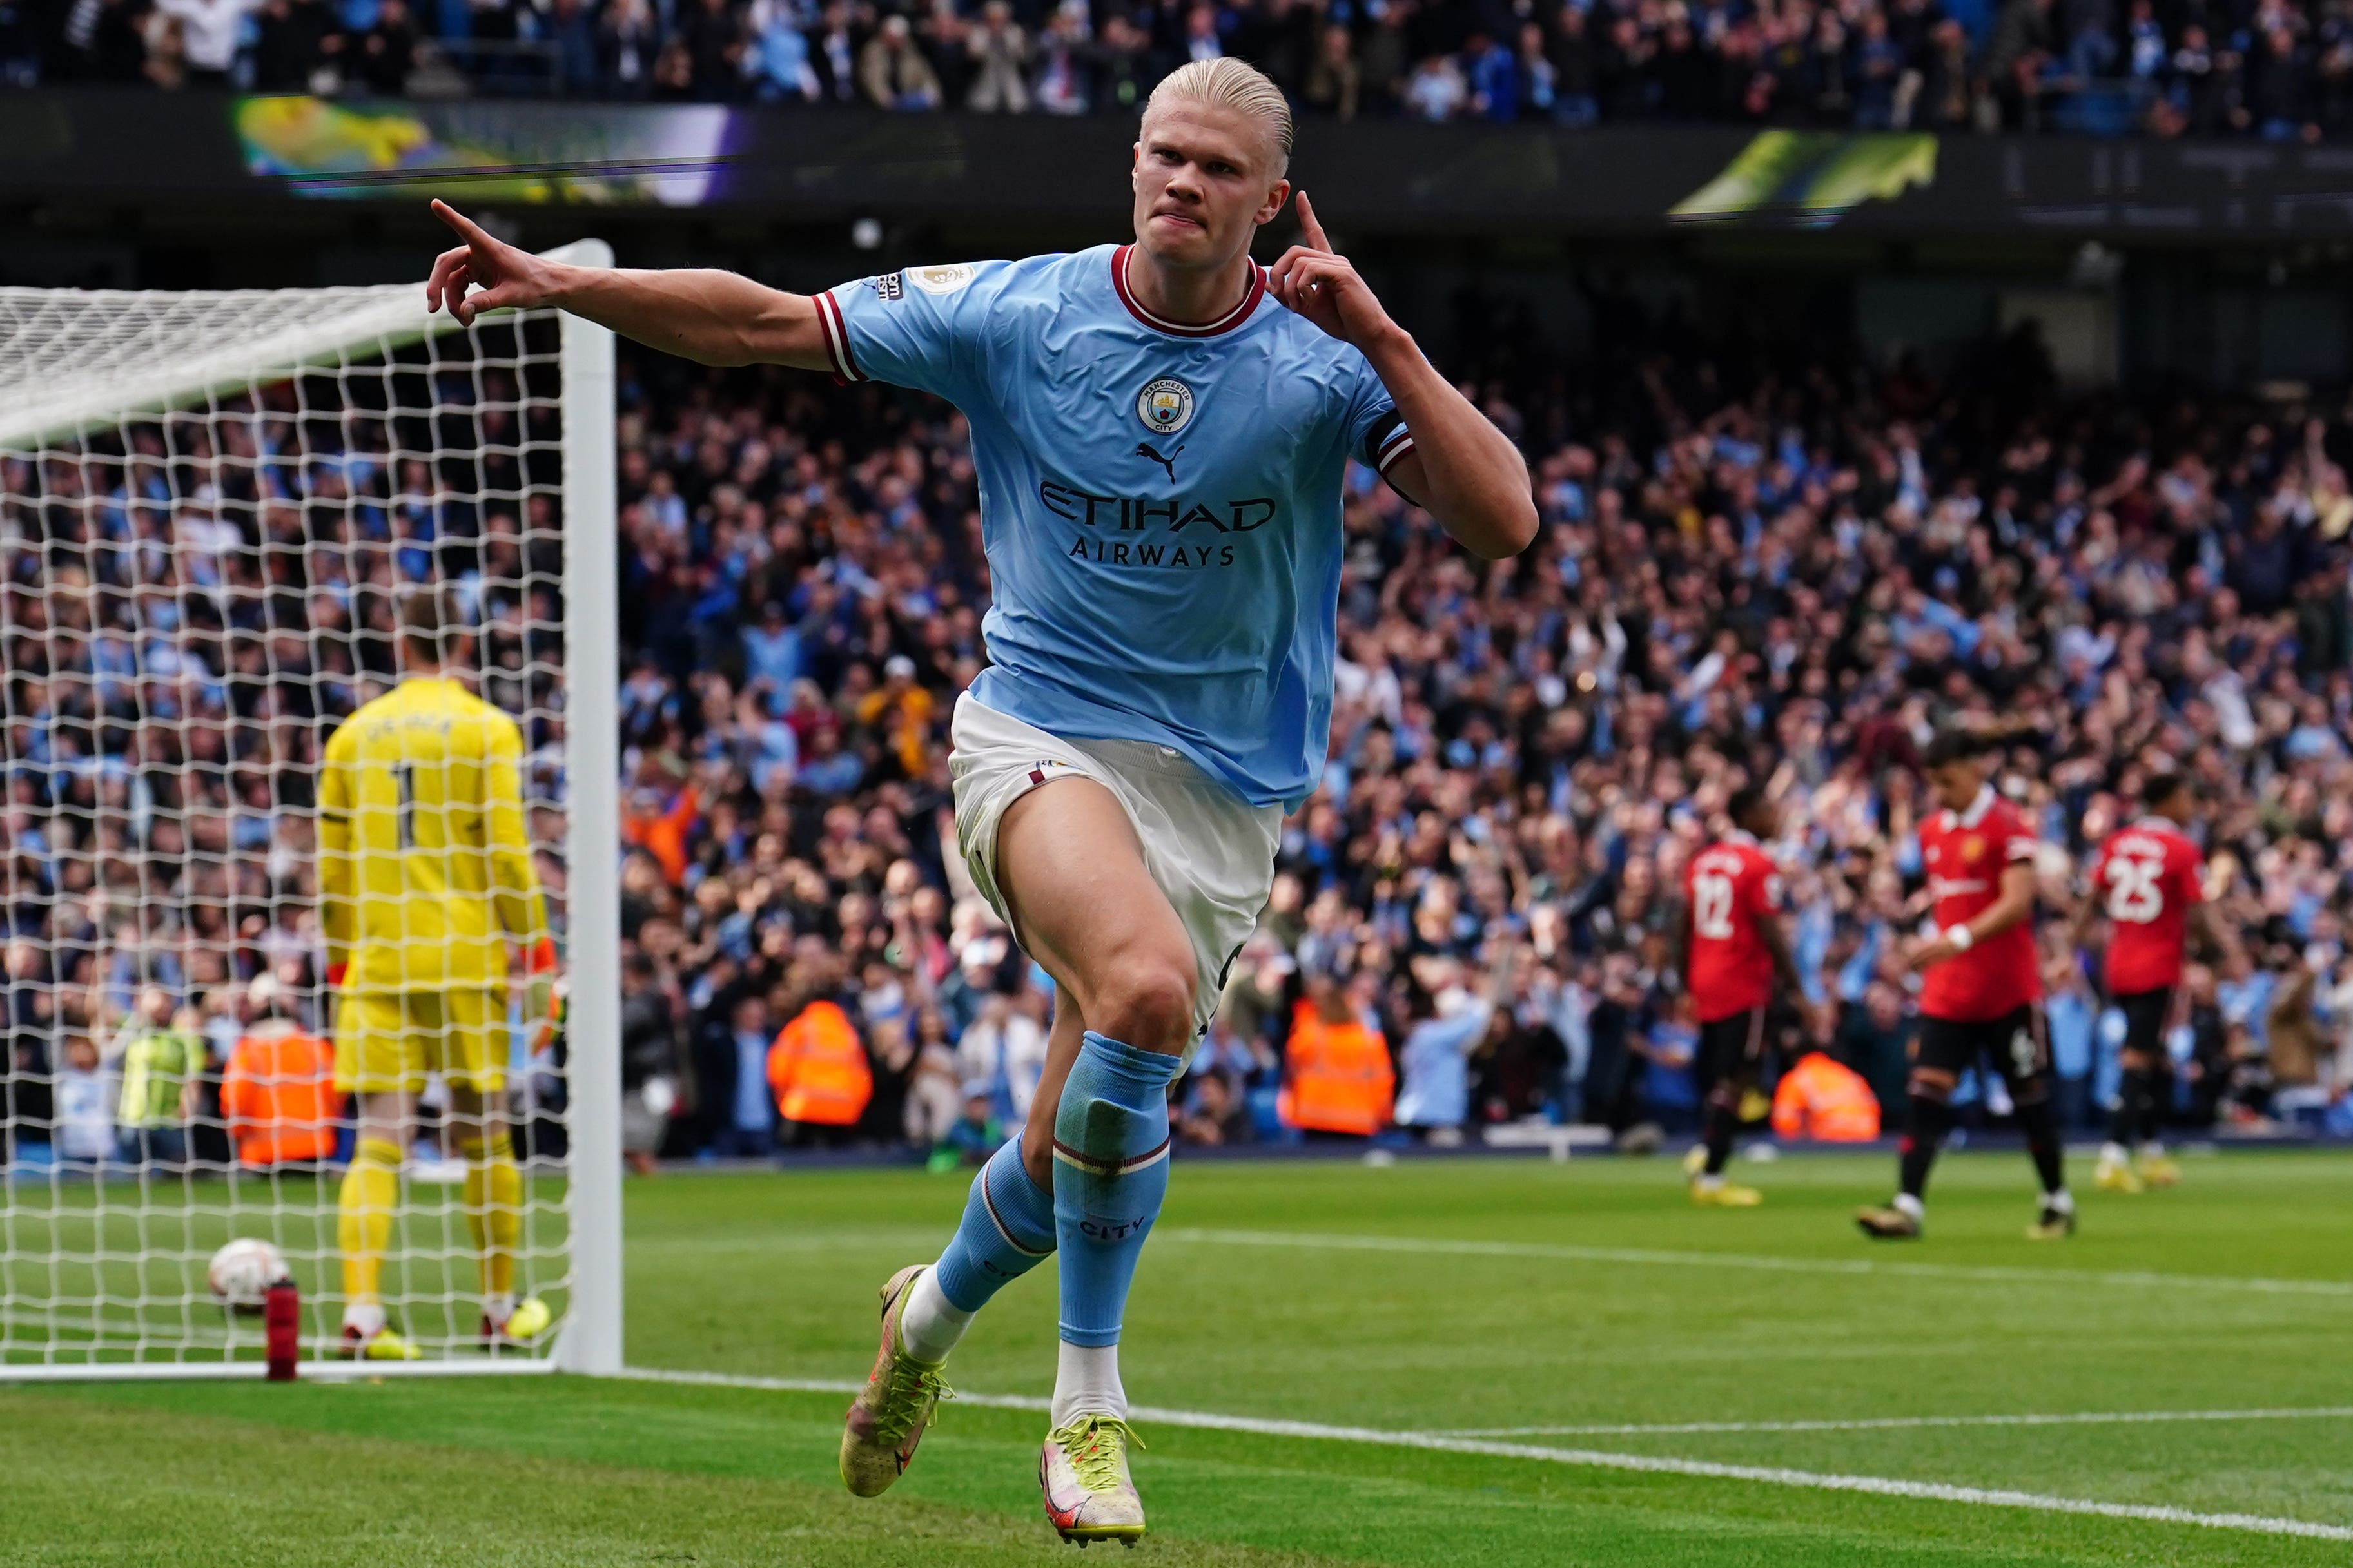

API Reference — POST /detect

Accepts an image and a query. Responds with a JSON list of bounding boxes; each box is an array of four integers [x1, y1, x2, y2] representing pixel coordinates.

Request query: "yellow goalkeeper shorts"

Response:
[[334, 990, 507, 1094]]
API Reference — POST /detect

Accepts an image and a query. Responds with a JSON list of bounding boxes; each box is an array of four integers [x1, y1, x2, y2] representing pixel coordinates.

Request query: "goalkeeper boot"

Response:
[[481, 1295, 553, 1349], [339, 1324, 425, 1362], [1855, 1202, 1922, 1240], [2136, 1150, 2182, 1189], [1040, 1414, 1147, 1545], [839, 1264, 954, 1498], [1690, 1177, 1763, 1208], [2094, 1148, 2144, 1194]]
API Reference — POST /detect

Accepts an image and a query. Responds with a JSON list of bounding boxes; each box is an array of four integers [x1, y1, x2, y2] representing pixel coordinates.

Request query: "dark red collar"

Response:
[[1111, 244, 1265, 338]]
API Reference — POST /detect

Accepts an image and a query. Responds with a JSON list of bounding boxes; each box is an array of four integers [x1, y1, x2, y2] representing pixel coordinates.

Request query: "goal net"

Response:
[[0, 247, 621, 1377]]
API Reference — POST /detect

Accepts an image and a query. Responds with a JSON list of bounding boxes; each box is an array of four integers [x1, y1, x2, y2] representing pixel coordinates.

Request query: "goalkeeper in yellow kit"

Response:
[[319, 586, 558, 1360]]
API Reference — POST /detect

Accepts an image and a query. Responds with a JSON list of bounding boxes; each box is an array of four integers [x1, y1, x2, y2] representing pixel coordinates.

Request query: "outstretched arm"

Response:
[[425, 200, 833, 371], [1267, 193, 1537, 561]]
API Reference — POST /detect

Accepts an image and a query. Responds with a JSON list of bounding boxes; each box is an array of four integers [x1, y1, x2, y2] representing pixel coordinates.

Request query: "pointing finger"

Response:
[[431, 198, 497, 252], [1295, 191, 1333, 253]]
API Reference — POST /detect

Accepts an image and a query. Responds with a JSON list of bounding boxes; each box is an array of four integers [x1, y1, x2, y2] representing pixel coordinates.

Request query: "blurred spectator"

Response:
[[113, 988, 204, 1169], [1392, 952, 1508, 1145], [218, 977, 336, 1170], [859, 13, 941, 110], [1302, 21, 1357, 119], [250, 0, 341, 92], [1403, 50, 1467, 120], [1280, 968, 1392, 1137], [620, 952, 683, 1174], [930, 1081, 1003, 1168], [353, 0, 415, 93], [766, 960, 872, 1145], [1768, 1051, 1882, 1141], [678, 0, 742, 97], [966, 0, 1029, 111], [153, 0, 254, 87], [1032, 2, 1092, 115], [599, 0, 659, 96], [544, 0, 600, 95], [54, 1032, 115, 1170]]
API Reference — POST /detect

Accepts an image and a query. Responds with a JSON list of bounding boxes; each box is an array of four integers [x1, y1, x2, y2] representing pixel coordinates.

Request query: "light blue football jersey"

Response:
[[817, 244, 1414, 810]]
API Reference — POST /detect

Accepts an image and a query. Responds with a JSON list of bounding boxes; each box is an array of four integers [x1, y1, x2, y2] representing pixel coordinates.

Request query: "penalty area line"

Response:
[[607, 1368, 2353, 1543], [1155, 1226, 2353, 1299]]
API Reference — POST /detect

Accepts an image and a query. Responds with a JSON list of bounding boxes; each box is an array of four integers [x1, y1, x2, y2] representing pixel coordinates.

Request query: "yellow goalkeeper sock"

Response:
[[460, 1130, 522, 1301], [338, 1137, 404, 1310]]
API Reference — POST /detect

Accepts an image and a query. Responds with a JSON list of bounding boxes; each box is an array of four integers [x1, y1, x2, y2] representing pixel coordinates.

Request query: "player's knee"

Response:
[[1908, 1071, 1955, 1105], [1089, 951, 1196, 1055]]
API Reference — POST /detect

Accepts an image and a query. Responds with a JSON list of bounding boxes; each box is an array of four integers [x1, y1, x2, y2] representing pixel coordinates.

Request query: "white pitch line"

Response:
[[608, 1368, 2353, 1543], [1155, 1226, 2353, 1299], [1434, 1406, 2353, 1438]]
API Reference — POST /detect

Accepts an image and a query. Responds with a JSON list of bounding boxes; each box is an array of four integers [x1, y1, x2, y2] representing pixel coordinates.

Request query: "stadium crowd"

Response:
[[4, 284, 2353, 1177], [14, 0, 2353, 141], [588, 289, 2353, 1167]]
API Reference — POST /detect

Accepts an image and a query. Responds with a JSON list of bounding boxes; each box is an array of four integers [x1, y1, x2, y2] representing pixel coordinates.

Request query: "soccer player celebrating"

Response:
[[319, 587, 559, 1359], [423, 59, 1534, 1542], [1857, 731, 2075, 1243], [2075, 773, 2239, 1193], [1677, 784, 1823, 1207]]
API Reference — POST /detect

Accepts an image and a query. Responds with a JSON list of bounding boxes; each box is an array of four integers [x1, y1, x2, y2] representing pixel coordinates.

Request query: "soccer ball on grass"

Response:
[[207, 1237, 288, 1313]]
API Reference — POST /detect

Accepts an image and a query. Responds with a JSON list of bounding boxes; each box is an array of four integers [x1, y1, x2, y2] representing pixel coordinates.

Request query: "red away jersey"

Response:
[[1684, 835, 1783, 1023], [1917, 789, 2042, 1021], [2087, 819, 2203, 995]]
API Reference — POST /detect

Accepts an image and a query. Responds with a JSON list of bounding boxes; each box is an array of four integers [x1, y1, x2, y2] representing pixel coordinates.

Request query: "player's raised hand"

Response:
[[1269, 192, 1396, 351], [425, 200, 559, 326]]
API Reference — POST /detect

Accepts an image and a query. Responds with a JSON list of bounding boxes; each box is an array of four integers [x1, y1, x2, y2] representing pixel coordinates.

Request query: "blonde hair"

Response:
[[1144, 57, 1294, 171]]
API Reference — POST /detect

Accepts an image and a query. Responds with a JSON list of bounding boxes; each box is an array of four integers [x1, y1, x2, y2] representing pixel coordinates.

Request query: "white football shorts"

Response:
[[947, 692, 1282, 1045]]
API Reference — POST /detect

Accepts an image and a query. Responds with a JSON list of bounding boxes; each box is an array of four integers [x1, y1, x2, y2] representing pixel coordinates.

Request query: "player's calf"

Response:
[[1690, 1076, 1761, 1205], [912, 1136, 1057, 1361], [2007, 1074, 2074, 1238], [1860, 1069, 1953, 1240], [1053, 1032, 1179, 1359], [2100, 1059, 2160, 1186]]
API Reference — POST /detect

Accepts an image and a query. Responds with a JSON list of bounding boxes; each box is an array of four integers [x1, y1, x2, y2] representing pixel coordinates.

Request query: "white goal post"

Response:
[[0, 242, 621, 1379]]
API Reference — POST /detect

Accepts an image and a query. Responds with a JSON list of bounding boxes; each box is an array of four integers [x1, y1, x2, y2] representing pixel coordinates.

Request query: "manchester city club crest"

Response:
[[1137, 376, 1195, 438]]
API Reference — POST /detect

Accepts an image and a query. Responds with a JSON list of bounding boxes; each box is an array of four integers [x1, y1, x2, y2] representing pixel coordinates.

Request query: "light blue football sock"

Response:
[[1053, 1031, 1180, 1349], [932, 1136, 1056, 1312]]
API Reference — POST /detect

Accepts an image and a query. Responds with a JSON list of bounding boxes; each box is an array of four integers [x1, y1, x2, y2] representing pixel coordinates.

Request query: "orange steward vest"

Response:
[[219, 1023, 338, 1168], [768, 1000, 873, 1127], [1280, 1003, 1394, 1136], [1770, 1052, 1882, 1143]]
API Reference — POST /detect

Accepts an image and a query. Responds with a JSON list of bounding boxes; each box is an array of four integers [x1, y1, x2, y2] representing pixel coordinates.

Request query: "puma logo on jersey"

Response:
[[1135, 441, 1182, 483]]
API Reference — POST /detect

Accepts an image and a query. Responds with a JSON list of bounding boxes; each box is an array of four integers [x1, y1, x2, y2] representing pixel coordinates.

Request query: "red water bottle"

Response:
[[264, 1277, 300, 1382]]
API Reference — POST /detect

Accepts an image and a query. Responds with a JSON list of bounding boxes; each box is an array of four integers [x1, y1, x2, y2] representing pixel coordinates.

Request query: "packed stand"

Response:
[[15, 0, 2353, 142], [583, 300, 2353, 1170], [4, 293, 2353, 1176]]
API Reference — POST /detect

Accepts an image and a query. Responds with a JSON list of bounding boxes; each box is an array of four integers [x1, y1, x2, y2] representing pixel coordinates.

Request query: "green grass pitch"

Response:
[[5, 1150, 2350, 1565]]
